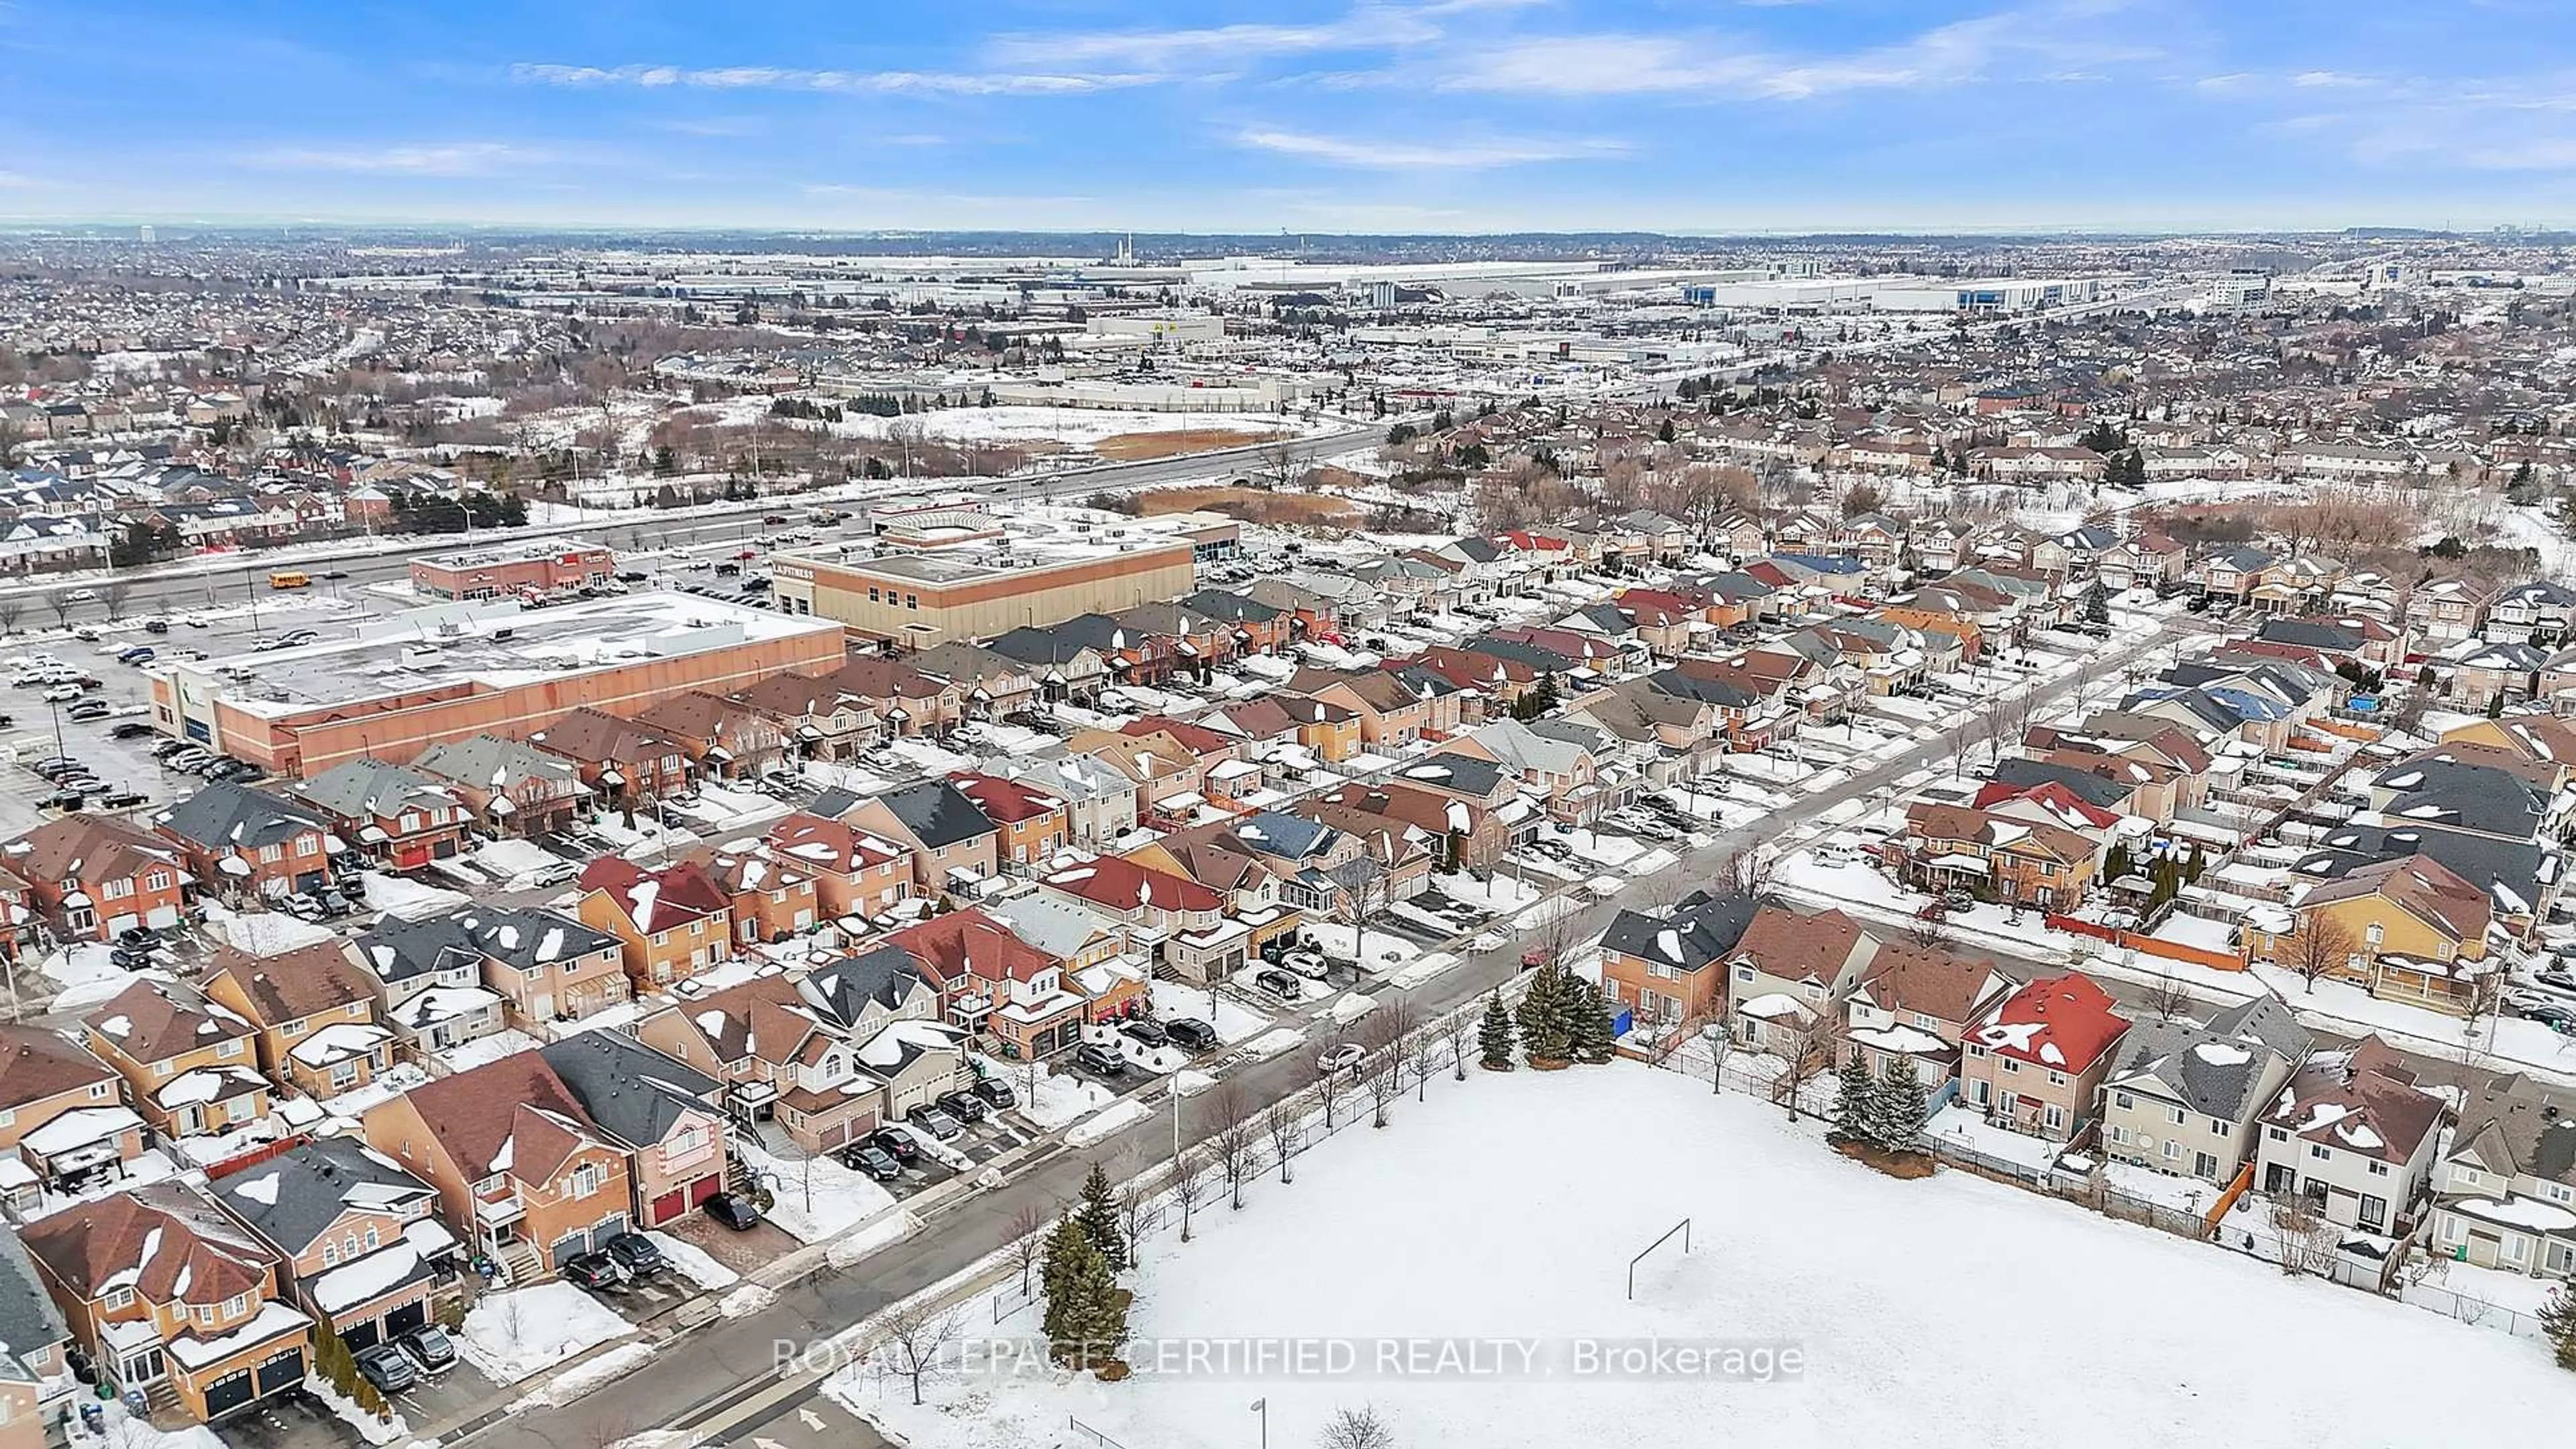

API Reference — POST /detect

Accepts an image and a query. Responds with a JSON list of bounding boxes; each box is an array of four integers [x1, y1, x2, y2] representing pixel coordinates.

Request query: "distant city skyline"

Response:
[[2, 0, 2571, 233]]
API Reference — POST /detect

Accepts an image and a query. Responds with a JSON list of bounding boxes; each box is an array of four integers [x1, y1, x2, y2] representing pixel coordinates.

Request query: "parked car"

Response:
[[1072, 1041, 1128, 1076], [396, 1326, 458, 1375], [37, 790, 84, 812], [562, 1251, 627, 1290], [2536, 968, 2576, 996], [64, 588, 96, 604], [39, 685, 78, 703], [911, 1107, 963, 1140], [115, 647, 156, 665], [109, 946, 158, 971], [353, 1342, 418, 1395], [1280, 949, 1331, 980], [141, 619, 170, 635], [704, 1192, 764, 1231], [843, 1144, 904, 1181], [935, 1090, 989, 1124], [1254, 968, 1305, 1001], [970, 1077, 1018, 1110], [1317, 1042, 1366, 1075], [603, 1233, 669, 1279], [65, 701, 111, 722], [868, 1127, 921, 1163], [1163, 1018, 1220, 1051], [1118, 1016, 1171, 1047], [108, 721, 154, 739]]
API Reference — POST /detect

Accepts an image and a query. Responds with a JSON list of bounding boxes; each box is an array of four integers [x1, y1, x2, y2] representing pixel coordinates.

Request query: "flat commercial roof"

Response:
[[164, 592, 839, 718], [413, 535, 610, 570]]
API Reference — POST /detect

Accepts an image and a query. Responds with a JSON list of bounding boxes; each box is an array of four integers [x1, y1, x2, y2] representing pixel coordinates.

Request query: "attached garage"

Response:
[[201, 1368, 254, 1418], [386, 1299, 429, 1338], [651, 1187, 688, 1225], [255, 1346, 305, 1397], [341, 1318, 381, 1351], [548, 1231, 589, 1270]]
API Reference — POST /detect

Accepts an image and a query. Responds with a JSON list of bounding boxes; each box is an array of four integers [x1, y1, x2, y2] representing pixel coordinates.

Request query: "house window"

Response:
[[145, 871, 172, 892], [296, 836, 319, 857], [2114, 1092, 2133, 1111], [2001, 1058, 2020, 1073], [2267, 1127, 2288, 1142], [227, 1295, 247, 1316], [1734, 965, 1754, 983], [364, 1226, 379, 1250], [322, 1242, 339, 1267], [2367, 1161, 2390, 1177], [104, 1287, 133, 1310], [1967, 1044, 1987, 1059], [2044, 1104, 2065, 1130], [2162, 1140, 2182, 1162], [2167, 1106, 2185, 1126], [2506, 1236, 2528, 1265], [2209, 1118, 2226, 1136], [2310, 1144, 2331, 1161], [218, 1039, 244, 1059], [260, 845, 282, 864], [2047, 1071, 2066, 1087], [572, 1163, 604, 1196]]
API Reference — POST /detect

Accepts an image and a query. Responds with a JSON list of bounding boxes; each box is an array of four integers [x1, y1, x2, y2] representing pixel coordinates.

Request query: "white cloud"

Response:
[[987, 0, 1536, 71], [1234, 125, 1628, 169], [509, 62, 1140, 97], [235, 142, 541, 176]]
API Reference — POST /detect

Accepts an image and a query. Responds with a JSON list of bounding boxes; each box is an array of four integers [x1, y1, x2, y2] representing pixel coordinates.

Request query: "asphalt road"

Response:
[[451, 620, 2191, 1449], [0, 425, 1380, 621]]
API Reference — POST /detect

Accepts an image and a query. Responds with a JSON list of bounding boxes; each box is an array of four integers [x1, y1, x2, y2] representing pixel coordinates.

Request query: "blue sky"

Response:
[[1, 0, 2571, 232]]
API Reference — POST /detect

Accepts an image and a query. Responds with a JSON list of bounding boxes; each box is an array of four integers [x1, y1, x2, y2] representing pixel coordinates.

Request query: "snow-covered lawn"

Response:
[[1305, 920, 1417, 969], [203, 904, 338, 954], [2251, 964, 2576, 1081], [737, 1138, 898, 1244], [1012, 1059, 1120, 1131], [1064, 1098, 1153, 1148], [439, 1028, 542, 1075], [1428, 870, 1542, 914], [1238, 1026, 1307, 1061], [835, 1062, 2575, 1449], [458, 1283, 633, 1385]]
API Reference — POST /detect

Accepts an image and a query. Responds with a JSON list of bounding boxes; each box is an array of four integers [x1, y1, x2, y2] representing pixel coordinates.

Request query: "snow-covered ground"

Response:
[[737, 1138, 898, 1244], [646, 1230, 740, 1291], [1012, 1059, 1120, 1131], [358, 870, 470, 920], [458, 1283, 633, 1385], [833, 1061, 2573, 1449], [203, 904, 338, 955]]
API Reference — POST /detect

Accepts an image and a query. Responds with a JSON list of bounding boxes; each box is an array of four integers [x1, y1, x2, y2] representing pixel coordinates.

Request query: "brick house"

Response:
[[0, 1025, 146, 1216], [1840, 941, 2016, 1090], [209, 1135, 460, 1354], [765, 812, 915, 922], [347, 912, 513, 1054], [1957, 972, 2131, 1141], [949, 771, 1074, 873], [362, 1053, 635, 1279], [0, 815, 189, 941], [844, 780, 1000, 899], [81, 982, 270, 1143], [284, 759, 468, 873], [0, 1230, 73, 1444], [523, 708, 693, 816], [633, 690, 790, 782], [1725, 902, 1881, 1049], [539, 1034, 731, 1230], [411, 735, 588, 838], [1596, 890, 1760, 1031], [685, 844, 822, 947], [198, 942, 394, 1101], [576, 857, 735, 989], [152, 784, 337, 904], [21, 1181, 311, 1421]]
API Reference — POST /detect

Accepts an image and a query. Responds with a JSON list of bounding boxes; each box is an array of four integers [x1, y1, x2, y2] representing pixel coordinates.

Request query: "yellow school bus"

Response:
[[268, 571, 312, 590]]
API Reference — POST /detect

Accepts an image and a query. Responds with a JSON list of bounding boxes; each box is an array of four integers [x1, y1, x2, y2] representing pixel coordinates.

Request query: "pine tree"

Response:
[[1072, 1161, 1129, 1274], [2541, 1281, 2576, 1371], [1569, 977, 1617, 1064], [1516, 965, 1574, 1065], [1830, 1047, 1874, 1144], [1042, 1216, 1130, 1371], [1869, 1054, 1929, 1153], [1477, 989, 1517, 1071]]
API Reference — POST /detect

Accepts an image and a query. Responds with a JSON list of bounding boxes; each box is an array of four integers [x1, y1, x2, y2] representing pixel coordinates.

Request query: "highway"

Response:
[[443, 617, 2192, 1449]]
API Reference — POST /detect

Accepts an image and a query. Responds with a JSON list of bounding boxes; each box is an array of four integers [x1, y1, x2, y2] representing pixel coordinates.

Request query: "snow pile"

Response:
[[1064, 1098, 1152, 1148], [645, 1230, 739, 1290], [1011, 1059, 1118, 1131], [1238, 1027, 1307, 1061], [358, 871, 472, 921], [203, 905, 337, 954], [737, 1138, 896, 1244], [513, 1342, 657, 1411], [458, 1283, 633, 1385]]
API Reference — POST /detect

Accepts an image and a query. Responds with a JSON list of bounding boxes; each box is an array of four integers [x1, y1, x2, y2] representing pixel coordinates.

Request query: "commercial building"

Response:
[[407, 536, 615, 600], [146, 594, 847, 777], [772, 513, 1215, 647]]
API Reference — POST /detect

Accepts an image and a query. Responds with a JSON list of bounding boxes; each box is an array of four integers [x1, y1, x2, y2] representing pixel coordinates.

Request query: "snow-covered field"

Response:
[[835, 1061, 2571, 1449], [827, 406, 1299, 449]]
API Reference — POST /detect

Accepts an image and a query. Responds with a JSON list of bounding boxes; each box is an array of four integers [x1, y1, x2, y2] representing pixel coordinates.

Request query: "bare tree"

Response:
[[2139, 972, 2195, 1025], [1767, 1012, 1841, 1122], [1116, 1181, 1149, 1262], [1442, 1002, 1475, 1083], [2269, 1199, 2339, 1278], [1358, 1002, 1416, 1128], [870, 1301, 963, 1406], [1719, 846, 1775, 899], [1409, 1015, 1443, 1102], [1908, 901, 1955, 949], [1316, 1405, 1397, 1449], [44, 592, 72, 630], [1307, 1049, 1350, 1130], [101, 580, 133, 621], [1703, 1018, 1735, 1095], [1170, 1145, 1213, 1243], [1262, 1096, 1303, 1185], [1004, 1200, 1049, 1296], [1201, 1080, 1262, 1210], [0, 598, 22, 636], [2282, 914, 2357, 994]]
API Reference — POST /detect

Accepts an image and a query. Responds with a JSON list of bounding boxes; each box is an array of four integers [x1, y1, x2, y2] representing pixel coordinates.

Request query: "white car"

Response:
[[64, 589, 97, 604], [1281, 949, 1332, 980], [1316, 1043, 1366, 1075], [40, 685, 80, 703]]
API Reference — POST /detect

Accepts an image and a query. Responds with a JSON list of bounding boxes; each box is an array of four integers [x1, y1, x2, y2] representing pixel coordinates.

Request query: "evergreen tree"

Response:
[[2541, 1281, 2576, 1371], [1830, 1047, 1874, 1144], [1568, 977, 1617, 1064], [2102, 841, 2133, 885], [1656, 417, 1677, 444], [1041, 1216, 1130, 1371], [313, 1314, 358, 1396], [1478, 989, 1517, 1071], [1515, 965, 1574, 1064], [1072, 1160, 1130, 1274], [1869, 1054, 1929, 1152]]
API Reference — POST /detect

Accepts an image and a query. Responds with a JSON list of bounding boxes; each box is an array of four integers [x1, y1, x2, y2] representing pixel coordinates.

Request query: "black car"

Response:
[[109, 946, 158, 971], [109, 722, 155, 739], [339, 875, 369, 902], [704, 1191, 763, 1231], [141, 619, 170, 635], [319, 570, 349, 581], [1073, 1041, 1128, 1075], [38, 790, 85, 812], [1254, 968, 1305, 1002], [603, 1233, 668, 1279], [353, 1342, 418, 1395], [843, 1144, 904, 1181], [1118, 1016, 1170, 1048], [115, 926, 156, 949], [99, 791, 148, 810], [869, 1127, 921, 1163], [562, 1250, 627, 1289], [1163, 1018, 1220, 1051], [616, 570, 649, 583], [935, 1089, 988, 1124], [970, 1077, 1017, 1110], [396, 1326, 458, 1375]]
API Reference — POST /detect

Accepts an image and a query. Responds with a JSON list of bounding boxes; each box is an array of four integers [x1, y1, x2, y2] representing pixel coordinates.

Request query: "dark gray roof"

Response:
[[355, 905, 615, 983], [800, 946, 932, 1032], [1598, 890, 1759, 972], [152, 782, 332, 852], [540, 1032, 721, 1150], [0, 1226, 69, 1366], [2292, 823, 2554, 915], [2377, 758, 2546, 840], [1646, 667, 1757, 710], [877, 778, 997, 850], [1178, 589, 1282, 625], [2108, 998, 2309, 1122], [1392, 752, 1509, 799], [214, 1135, 438, 1256], [286, 759, 455, 822], [1988, 757, 2133, 810]]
